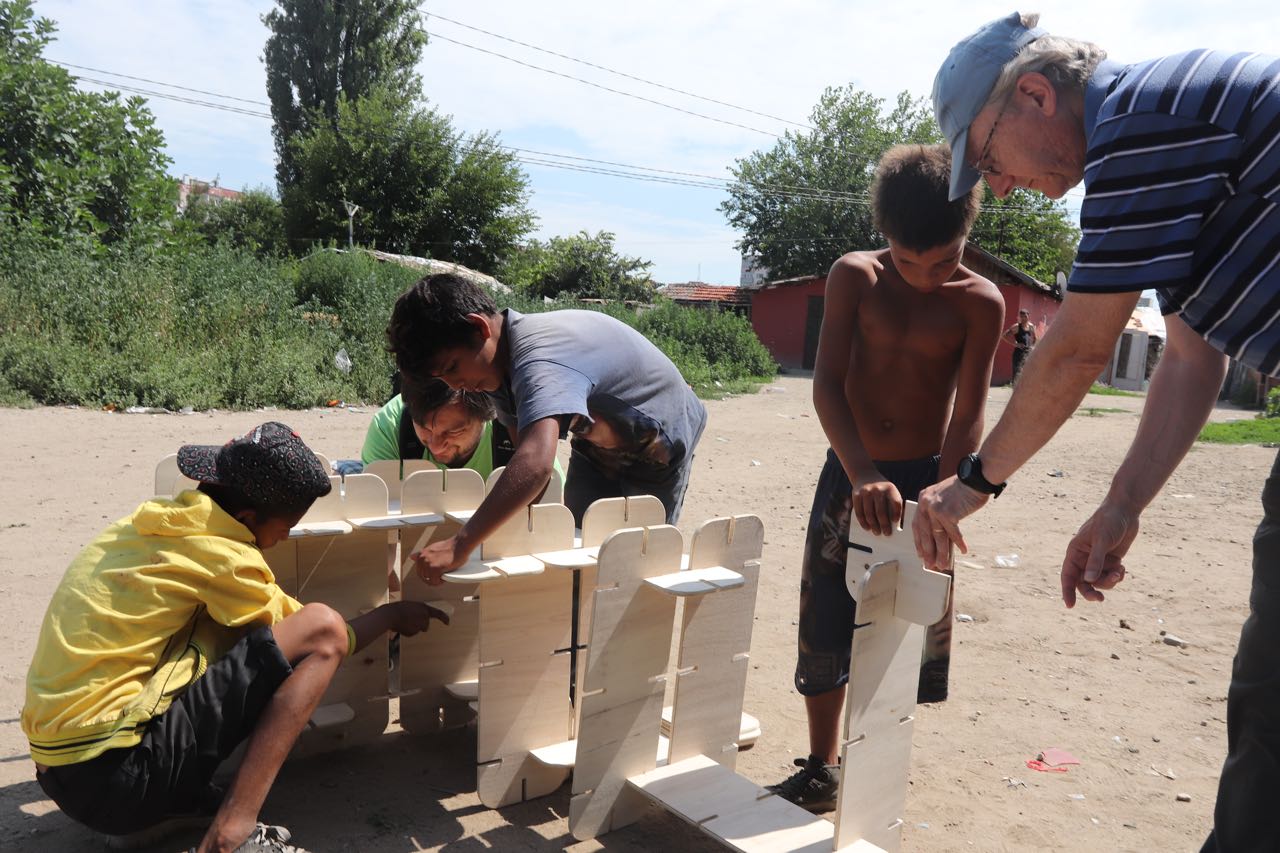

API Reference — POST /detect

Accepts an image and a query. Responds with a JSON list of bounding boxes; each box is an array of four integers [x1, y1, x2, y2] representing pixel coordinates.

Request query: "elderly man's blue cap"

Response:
[[932, 12, 1046, 200]]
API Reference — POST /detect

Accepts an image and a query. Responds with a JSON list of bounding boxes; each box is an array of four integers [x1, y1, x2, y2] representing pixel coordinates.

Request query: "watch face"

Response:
[[958, 455, 975, 480]]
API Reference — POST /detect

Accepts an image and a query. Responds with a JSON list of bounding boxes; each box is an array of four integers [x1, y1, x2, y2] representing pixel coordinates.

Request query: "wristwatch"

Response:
[[957, 453, 1006, 498]]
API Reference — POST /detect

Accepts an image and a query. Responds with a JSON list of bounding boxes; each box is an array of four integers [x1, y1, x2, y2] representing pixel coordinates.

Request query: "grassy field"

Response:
[[1199, 418, 1280, 445]]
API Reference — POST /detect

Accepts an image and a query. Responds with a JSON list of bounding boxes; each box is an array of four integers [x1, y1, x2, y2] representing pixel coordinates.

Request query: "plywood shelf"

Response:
[[645, 566, 744, 597]]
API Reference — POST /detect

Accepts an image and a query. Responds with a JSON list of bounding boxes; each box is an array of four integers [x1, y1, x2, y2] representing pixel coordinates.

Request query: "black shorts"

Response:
[[794, 449, 954, 703], [36, 624, 292, 835]]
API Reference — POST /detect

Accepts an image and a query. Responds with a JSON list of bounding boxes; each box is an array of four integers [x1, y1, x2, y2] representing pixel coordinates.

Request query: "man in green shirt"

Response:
[[360, 379, 504, 477]]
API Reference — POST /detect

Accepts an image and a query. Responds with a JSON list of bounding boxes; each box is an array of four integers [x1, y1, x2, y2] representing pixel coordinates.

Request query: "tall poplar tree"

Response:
[[262, 0, 427, 190]]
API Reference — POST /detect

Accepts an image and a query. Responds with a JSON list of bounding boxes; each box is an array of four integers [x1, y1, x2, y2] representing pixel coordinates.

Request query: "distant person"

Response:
[[22, 423, 446, 853], [385, 274, 706, 582], [361, 378, 510, 477], [1002, 308, 1037, 382], [919, 13, 1280, 850], [767, 143, 1004, 812]]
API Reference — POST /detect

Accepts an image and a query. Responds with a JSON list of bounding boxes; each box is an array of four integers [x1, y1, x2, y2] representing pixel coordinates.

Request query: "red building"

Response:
[[746, 244, 1062, 385]]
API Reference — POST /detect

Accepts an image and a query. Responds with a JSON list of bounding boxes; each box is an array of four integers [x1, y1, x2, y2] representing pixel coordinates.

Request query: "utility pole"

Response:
[[342, 200, 360, 249]]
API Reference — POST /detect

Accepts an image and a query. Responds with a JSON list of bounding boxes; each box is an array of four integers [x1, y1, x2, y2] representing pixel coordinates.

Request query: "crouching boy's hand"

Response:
[[392, 600, 451, 636], [852, 478, 903, 537], [347, 601, 451, 653]]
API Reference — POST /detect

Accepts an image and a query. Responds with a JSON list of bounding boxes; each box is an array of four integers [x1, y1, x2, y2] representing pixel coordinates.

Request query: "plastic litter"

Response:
[[995, 554, 1021, 568]]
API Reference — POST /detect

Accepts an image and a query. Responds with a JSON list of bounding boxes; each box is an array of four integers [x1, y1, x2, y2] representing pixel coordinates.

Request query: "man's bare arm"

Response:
[[456, 417, 559, 551], [912, 289, 1140, 568], [978, 289, 1141, 483], [1060, 313, 1226, 605]]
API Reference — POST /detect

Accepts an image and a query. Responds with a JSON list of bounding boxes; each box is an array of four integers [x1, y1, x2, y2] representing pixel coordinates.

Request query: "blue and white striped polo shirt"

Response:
[[1070, 51, 1280, 374]]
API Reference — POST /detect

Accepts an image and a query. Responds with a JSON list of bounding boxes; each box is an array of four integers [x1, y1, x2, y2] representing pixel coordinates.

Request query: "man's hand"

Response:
[[913, 476, 989, 570], [389, 600, 451, 635], [852, 478, 904, 536], [1061, 502, 1139, 608], [411, 536, 471, 586]]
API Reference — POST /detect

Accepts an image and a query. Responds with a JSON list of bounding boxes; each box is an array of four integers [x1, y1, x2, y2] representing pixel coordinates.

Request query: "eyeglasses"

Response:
[[971, 98, 1010, 177]]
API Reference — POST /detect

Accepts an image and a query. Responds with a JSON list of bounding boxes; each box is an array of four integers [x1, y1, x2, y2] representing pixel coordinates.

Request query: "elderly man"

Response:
[[922, 12, 1280, 851]]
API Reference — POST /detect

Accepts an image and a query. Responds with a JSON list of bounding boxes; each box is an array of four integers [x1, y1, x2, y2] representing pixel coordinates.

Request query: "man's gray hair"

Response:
[[985, 13, 1107, 109]]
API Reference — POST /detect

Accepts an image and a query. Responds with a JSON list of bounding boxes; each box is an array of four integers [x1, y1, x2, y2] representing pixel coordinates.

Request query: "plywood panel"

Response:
[[569, 525, 683, 840], [667, 516, 763, 771], [472, 589, 573, 800], [291, 528, 389, 757], [833, 503, 951, 853], [340, 472, 391, 522]]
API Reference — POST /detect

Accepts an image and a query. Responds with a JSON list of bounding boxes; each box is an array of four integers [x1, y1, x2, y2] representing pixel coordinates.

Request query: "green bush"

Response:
[[1260, 386, 1280, 418], [1, 236, 775, 409]]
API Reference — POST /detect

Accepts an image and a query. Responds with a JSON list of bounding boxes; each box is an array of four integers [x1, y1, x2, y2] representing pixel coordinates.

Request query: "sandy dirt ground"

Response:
[[0, 377, 1270, 852]]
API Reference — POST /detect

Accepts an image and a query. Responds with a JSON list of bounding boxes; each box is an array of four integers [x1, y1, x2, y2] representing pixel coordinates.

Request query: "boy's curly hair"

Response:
[[386, 273, 498, 379], [872, 143, 982, 251]]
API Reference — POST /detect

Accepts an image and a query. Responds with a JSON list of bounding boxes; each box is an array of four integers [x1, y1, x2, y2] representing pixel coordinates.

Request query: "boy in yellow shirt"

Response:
[[23, 422, 444, 853]]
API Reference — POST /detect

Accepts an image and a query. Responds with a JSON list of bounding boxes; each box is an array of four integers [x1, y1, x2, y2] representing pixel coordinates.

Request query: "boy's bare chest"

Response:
[[856, 292, 966, 355]]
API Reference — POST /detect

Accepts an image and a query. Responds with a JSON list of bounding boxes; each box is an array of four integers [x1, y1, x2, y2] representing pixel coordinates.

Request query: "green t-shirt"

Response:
[[360, 394, 495, 477]]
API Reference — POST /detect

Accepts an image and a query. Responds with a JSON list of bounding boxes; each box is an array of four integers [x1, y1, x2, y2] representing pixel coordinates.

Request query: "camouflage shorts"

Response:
[[794, 449, 954, 703]]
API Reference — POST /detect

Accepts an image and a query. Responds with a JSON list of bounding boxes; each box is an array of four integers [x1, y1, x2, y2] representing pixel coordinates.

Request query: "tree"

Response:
[[283, 86, 534, 272], [502, 231, 656, 302], [263, 0, 427, 190], [721, 85, 1078, 282], [0, 0, 173, 244], [969, 188, 1079, 284], [721, 87, 937, 279], [180, 188, 288, 258]]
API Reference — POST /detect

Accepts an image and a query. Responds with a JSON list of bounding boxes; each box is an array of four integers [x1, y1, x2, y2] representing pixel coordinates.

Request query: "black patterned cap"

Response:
[[177, 422, 331, 512]]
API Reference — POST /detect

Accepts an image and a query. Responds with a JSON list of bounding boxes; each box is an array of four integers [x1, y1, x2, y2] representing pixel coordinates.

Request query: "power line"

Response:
[[73, 77, 273, 119], [69, 72, 871, 207], [420, 29, 782, 138], [51, 60, 271, 107], [69, 67, 1078, 216], [422, 11, 813, 131], [415, 15, 1087, 204]]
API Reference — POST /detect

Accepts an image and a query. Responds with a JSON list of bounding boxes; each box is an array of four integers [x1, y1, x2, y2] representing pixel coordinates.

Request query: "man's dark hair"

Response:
[[402, 377, 496, 426], [386, 273, 498, 379], [872, 144, 982, 251]]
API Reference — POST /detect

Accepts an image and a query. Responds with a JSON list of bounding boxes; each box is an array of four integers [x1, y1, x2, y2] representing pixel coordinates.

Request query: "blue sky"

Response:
[[36, 0, 1278, 284]]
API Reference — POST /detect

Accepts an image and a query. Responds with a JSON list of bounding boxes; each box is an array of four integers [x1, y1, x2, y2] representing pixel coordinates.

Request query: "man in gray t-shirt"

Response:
[[386, 273, 707, 583]]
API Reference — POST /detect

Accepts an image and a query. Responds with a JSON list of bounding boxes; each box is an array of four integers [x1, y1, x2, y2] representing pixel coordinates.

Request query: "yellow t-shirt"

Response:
[[22, 491, 301, 766]]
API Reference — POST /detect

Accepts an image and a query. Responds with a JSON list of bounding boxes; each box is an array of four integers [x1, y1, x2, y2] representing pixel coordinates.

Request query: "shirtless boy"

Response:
[[768, 144, 1004, 811]]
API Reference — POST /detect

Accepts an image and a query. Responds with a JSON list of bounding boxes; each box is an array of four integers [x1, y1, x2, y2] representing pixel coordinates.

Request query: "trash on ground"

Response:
[[995, 554, 1021, 568]]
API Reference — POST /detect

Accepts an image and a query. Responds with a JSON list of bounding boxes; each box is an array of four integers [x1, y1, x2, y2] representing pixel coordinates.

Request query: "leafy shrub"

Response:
[[1260, 386, 1280, 419], [1, 235, 774, 408]]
